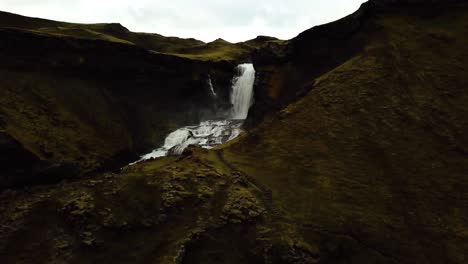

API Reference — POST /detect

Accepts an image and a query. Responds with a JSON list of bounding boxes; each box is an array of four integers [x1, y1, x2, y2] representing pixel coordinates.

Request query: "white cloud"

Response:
[[0, 0, 367, 42]]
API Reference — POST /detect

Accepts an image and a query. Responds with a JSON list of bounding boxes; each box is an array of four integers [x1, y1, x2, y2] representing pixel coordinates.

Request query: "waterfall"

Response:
[[230, 63, 255, 120], [131, 63, 255, 164], [208, 75, 217, 97], [136, 120, 244, 161]]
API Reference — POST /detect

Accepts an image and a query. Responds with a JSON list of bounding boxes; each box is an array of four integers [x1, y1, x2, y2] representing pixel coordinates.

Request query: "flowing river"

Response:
[[134, 63, 255, 162]]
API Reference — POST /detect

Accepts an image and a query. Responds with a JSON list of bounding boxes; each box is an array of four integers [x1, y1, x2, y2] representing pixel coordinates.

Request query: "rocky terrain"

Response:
[[1, 0, 468, 263]]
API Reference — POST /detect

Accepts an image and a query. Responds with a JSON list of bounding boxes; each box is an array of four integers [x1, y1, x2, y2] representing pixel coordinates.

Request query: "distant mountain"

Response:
[[0, 10, 280, 60], [0, 10, 203, 52]]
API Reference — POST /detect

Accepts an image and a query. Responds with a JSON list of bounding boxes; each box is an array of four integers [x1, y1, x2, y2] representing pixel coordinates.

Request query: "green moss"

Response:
[[62, 191, 95, 216], [172, 42, 250, 62], [220, 186, 265, 224]]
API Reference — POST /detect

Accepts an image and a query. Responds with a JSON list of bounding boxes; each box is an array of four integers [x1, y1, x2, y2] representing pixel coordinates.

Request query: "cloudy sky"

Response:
[[0, 0, 367, 42]]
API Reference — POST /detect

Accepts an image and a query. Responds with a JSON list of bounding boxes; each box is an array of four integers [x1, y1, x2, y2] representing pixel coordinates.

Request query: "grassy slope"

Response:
[[0, 149, 313, 263], [175, 37, 284, 62], [222, 6, 468, 263]]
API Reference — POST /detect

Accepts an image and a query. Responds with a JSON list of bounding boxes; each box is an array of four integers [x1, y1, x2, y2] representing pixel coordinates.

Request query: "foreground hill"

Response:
[[1, 0, 468, 263]]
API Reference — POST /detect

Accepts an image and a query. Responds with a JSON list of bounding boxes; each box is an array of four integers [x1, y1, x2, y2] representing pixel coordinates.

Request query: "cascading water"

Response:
[[132, 63, 255, 164], [208, 75, 217, 97], [230, 63, 255, 119]]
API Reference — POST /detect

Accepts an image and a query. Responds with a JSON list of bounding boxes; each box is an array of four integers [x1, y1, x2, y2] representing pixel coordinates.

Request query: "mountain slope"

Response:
[[0, 10, 277, 61], [222, 1, 468, 262]]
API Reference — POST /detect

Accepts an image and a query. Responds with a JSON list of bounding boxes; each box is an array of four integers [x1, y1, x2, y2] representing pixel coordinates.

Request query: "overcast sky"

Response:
[[0, 0, 367, 42]]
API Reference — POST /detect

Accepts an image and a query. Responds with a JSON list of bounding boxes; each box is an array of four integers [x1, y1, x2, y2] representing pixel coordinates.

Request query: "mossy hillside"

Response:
[[0, 11, 271, 63], [221, 5, 468, 263], [242, 36, 284, 49], [0, 148, 317, 263], [249, 0, 468, 127], [247, 0, 390, 126], [31, 26, 135, 45], [0, 70, 133, 173]]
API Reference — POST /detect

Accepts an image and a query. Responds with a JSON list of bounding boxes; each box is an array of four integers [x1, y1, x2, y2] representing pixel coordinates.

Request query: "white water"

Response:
[[230, 63, 255, 119], [138, 120, 243, 160], [132, 63, 255, 164], [208, 75, 217, 97]]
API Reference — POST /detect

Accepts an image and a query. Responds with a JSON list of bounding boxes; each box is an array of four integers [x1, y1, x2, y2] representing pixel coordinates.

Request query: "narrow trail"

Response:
[[215, 149, 280, 217]]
